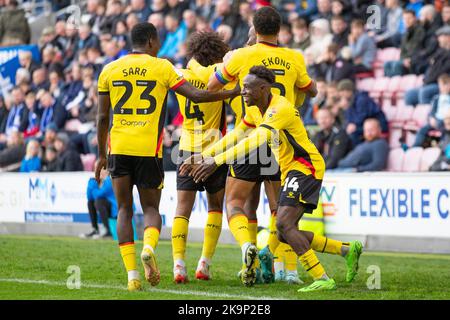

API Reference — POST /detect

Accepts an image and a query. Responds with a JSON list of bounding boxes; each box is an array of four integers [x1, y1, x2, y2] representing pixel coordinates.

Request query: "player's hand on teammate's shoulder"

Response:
[[179, 154, 203, 176], [190, 156, 217, 183], [230, 82, 241, 97]]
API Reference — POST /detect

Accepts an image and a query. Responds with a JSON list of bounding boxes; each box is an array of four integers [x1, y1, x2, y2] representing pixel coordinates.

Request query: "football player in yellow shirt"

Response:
[[95, 22, 239, 291], [182, 66, 363, 292], [171, 32, 231, 284], [208, 7, 317, 285]]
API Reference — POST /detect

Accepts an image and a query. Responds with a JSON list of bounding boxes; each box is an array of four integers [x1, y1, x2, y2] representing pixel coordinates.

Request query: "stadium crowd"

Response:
[[0, 0, 449, 173]]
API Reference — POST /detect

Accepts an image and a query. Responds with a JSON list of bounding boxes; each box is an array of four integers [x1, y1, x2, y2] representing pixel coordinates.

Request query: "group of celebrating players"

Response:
[[95, 6, 363, 293]]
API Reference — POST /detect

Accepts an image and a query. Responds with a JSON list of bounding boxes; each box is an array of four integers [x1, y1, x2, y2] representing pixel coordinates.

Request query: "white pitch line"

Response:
[[0, 278, 291, 300]]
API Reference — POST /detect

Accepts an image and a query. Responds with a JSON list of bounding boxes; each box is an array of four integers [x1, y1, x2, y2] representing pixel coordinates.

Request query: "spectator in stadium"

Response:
[[31, 67, 49, 92], [290, 18, 311, 50], [278, 24, 293, 47], [36, 90, 63, 133], [191, 0, 214, 21], [239, 1, 252, 25], [41, 145, 58, 172], [442, 4, 450, 26], [413, 74, 450, 147], [0, 0, 30, 46], [100, 0, 126, 34], [39, 26, 65, 58], [312, 0, 332, 21], [75, 24, 101, 56], [15, 68, 31, 88], [348, 19, 377, 73], [314, 43, 355, 83], [405, 25, 450, 106], [430, 109, 450, 171], [183, 10, 198, 37], [217, 24, 233, 46], [23, 92, 39, 138], [158, 13, 188, 59], [409, 5, 442, 75], [128, 0, 152, 22], [284, 0, 318, 23], [337, 79, 388, 146], [48, 70, 65, 99], [5, 87, 27, 137], [384, 9, 425, 77], [372, 0, 402, 48], [307, 18, 333, 63], [18, 51, 40, 79], [126, 13, 140, 32], [83, 168, 116, 238], [0, 131, 25, 170], [167, 0, 190, 20], [330, 15, 349, 49], [0, 96, 9, 149], [54, 132, 83, 172], [331, 0, 352, 22], [60, 63, 83, 108], [20, 139, 41, 173], [211, 0, 239, 31], [312, 108, 352, 169], [335, 118, 389, 172], [149, 13, 168, 45]]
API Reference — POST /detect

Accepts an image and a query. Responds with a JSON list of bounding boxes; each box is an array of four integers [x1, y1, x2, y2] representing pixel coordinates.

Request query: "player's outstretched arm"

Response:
[[178, 120, 254, 176], [174, 80, 240, 104], [191, 127, 271, 182], [95, 93, 111, 183]]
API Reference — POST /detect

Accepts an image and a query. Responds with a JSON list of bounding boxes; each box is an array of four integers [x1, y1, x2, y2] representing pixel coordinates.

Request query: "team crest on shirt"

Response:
[[287, 191, 295, 199]]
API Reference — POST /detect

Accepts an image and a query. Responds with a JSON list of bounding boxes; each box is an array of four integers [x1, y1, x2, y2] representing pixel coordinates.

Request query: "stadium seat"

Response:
[[369, 77, 390, 102], [356, 77, 374, 91], [403, 104, 432, 132], [383, 105, 397, 121], [402, 147, 424, 172], [386, 148, 405, 172], [419, 147, 442, 171], [396, 74, 418, 101], [81, 154, 96, 172], [389, 127, 403, 148], [383, 76, 402, 103]]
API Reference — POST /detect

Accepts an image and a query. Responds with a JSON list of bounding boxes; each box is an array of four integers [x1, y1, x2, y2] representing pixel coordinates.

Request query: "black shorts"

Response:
[[176, 150, 227, 193], [278, 170, 322, 213], [107, 154, 164, 189], [227, 143, 281, 182], [228, 164, 281, 183]]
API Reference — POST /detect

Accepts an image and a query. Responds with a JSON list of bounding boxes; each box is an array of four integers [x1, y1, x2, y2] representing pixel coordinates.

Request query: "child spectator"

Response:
[[413, 74, 450, 147], [20, 139, 41, 172]]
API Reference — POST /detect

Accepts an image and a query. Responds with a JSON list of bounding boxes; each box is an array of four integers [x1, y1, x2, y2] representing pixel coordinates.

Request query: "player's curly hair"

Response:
[[249, 66, 275, 85], [186, 31, 230, 67], [253, 6, 281, 36]]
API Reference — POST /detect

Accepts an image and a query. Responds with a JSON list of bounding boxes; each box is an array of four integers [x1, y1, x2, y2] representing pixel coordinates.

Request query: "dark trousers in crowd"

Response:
[[87, 198, 112, 234]]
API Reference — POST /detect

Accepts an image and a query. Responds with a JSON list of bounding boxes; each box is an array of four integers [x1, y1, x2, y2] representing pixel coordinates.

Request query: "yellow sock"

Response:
[[201, 211, 223, 260], [299, 249, 326, 280], [274, 243, 284, 263], [268, 211, 280, 254], [143, 226, 160, 251], [311, 234, 349, 255], [248, 219, 258, 245], [228, 214, 251, 247], [119, 242, 137, 272], [283, 244, 298, 271], [172, 216, 189, 261]]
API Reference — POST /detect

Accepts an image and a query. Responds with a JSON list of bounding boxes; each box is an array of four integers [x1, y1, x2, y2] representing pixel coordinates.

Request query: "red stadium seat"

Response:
[[370, 77, 390, 102], [420, 147, 442, 171], [403, 104, 432, 132], [396, 75, 418, 101], [357, 77, 374, 91], [384, 75, 402, 103], [81, 154, 96, 172], [401, 147, 424, 172], [386, 148, 405, 172], [389, 127, 403, 148]]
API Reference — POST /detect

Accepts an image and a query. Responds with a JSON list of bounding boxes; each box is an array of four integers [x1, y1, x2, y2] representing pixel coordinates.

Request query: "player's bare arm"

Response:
[[95, 93, 111, 183], [175, 80, 239, 103]]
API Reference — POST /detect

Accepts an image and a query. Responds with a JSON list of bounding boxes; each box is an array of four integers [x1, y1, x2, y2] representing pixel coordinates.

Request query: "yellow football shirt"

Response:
[[214, 42, 312, 106], [176, 60, 227, 152], [98, 53, 185, 157], [214, 94, 325, 183]]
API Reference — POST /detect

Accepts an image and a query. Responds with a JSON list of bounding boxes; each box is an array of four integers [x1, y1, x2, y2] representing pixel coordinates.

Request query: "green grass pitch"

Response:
[[0, 235, 449, 300]]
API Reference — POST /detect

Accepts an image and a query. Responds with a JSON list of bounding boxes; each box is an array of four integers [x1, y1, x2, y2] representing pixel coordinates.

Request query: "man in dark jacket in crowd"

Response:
[[405, 25, 450, 105], [331, 15, 349, 49], [312, 108, 352, 169], [315, 43, 355, 82], [384, 9, 425, 77], [0, 131, 25, 170], [54, 132, 83, 171], [0, 0, 30, 46], [430, 110, 450, 171], [336, 118, 389, 172], [337, 79, 388, 147]]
